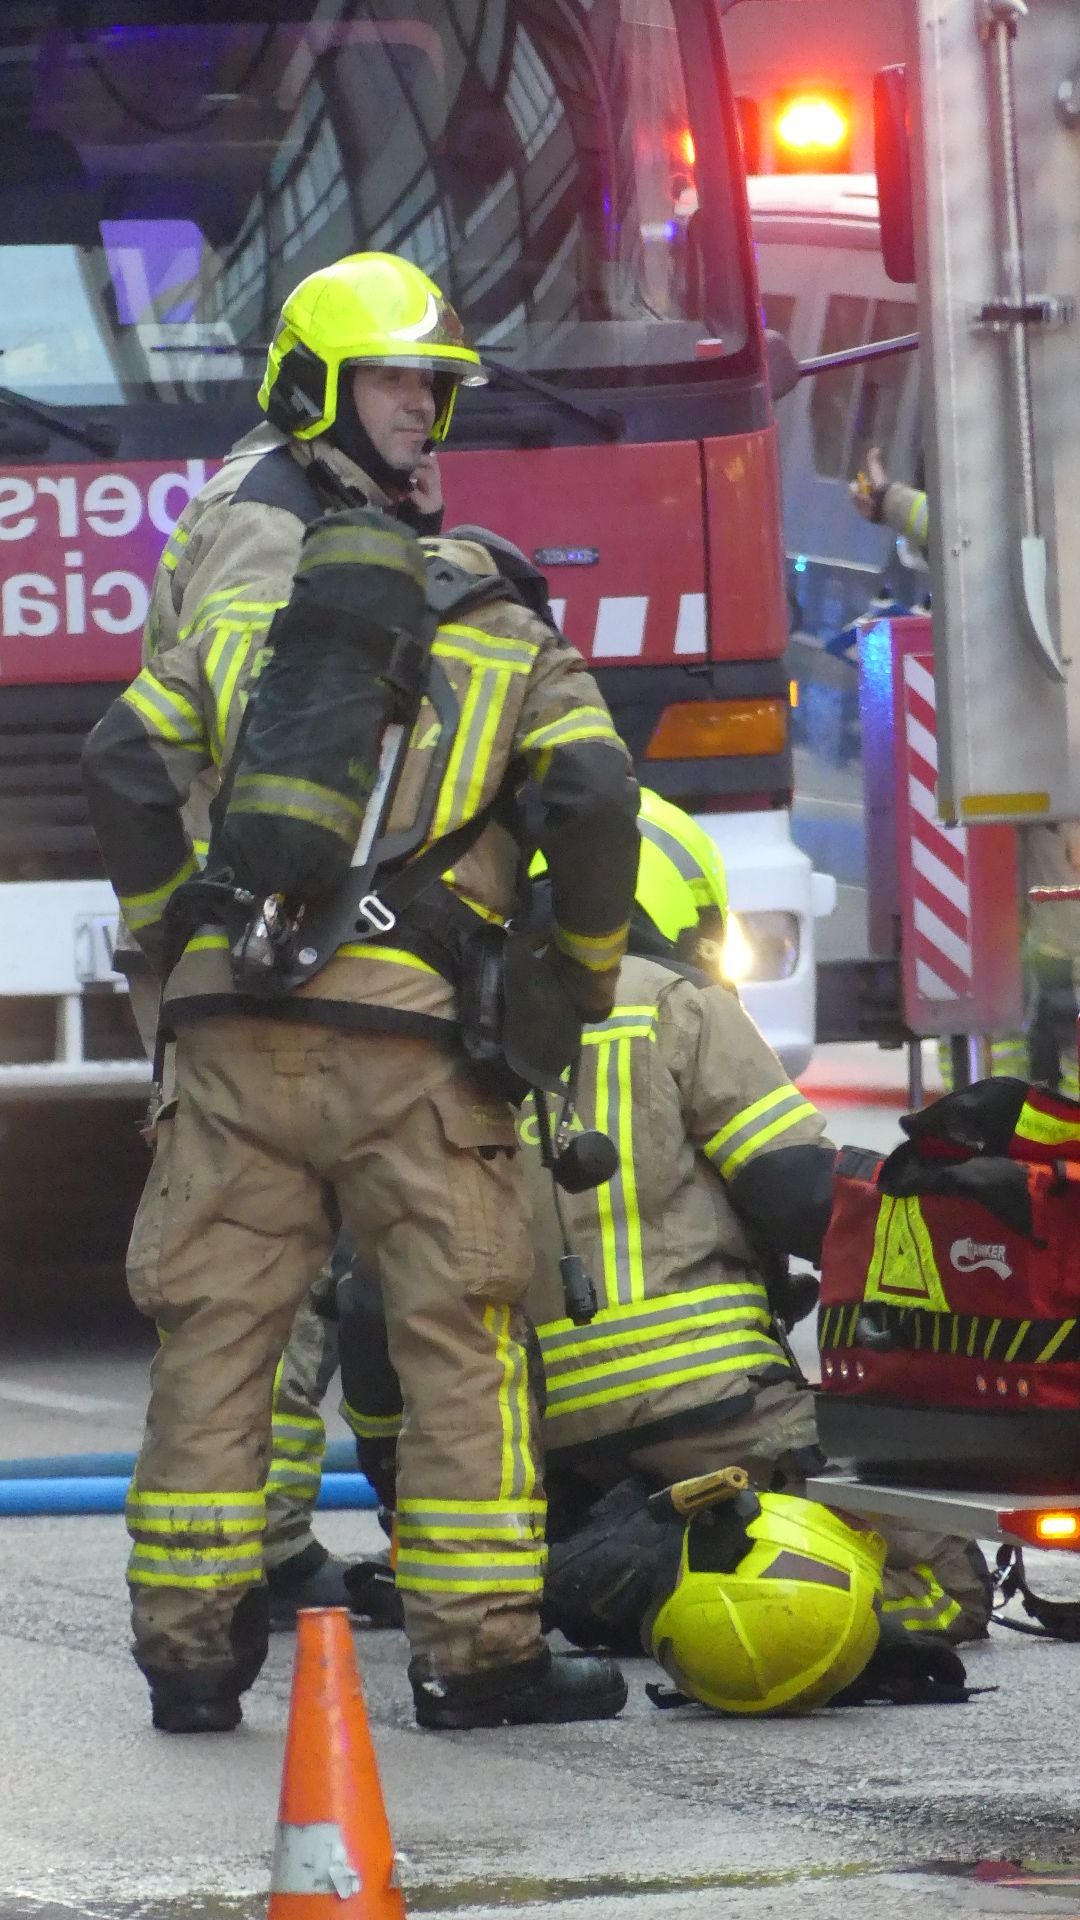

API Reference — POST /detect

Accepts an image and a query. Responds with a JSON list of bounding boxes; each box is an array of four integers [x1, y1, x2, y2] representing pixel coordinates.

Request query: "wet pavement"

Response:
[[3, 1069, 1080, 1919]]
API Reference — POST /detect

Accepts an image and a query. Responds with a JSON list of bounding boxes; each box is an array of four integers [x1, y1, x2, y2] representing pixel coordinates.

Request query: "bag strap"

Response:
[[994, 1544, 1080, 1640]]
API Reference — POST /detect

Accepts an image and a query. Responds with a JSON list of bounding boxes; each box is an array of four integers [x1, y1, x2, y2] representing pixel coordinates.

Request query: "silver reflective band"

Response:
[[356, 893, 397, 935], [271, 1821, 363, 1897]]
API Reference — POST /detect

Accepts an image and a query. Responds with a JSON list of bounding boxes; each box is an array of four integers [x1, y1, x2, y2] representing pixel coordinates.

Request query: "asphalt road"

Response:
[[3, 1069, 1080, 1920]]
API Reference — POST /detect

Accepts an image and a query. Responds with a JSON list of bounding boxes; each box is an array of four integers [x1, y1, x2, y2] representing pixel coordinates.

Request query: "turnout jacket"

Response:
[[83, 424, 638, 1036], [522, 954, 835, 1453]]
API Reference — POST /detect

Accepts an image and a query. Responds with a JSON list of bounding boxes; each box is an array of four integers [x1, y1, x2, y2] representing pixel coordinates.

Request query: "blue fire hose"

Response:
[[0, 1470, 376, 1517]]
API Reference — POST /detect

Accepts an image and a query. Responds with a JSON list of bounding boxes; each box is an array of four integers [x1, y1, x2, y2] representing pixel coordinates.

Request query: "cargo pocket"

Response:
[[430, 1083, 533, 1305], [126, 1097, 178, 1321]]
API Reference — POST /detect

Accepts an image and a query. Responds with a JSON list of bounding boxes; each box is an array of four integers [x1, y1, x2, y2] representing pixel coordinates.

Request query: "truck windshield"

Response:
[[0, 0, 748, 419]]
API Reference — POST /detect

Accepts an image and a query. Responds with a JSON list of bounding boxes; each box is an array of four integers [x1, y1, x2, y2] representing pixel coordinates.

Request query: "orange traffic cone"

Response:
[[268, 1607, 406, 1918]]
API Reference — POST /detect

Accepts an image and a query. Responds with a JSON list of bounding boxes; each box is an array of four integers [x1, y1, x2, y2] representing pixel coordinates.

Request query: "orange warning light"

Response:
[[998, 1506, 1080, 1549], [775, 94, 851, 171], [677, 127, 696, 169]]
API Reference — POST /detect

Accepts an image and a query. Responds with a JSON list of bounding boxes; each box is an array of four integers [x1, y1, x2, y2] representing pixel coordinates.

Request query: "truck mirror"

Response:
[[873, 65, 916, 285], [763, 329, 801, 402]]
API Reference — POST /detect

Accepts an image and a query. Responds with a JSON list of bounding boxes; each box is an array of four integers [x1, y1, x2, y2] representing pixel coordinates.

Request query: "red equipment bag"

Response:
[[817, 1077, 1080, 1489]]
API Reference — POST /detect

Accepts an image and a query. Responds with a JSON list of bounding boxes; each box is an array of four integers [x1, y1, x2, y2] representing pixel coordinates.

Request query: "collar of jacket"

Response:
[[224, 420, 395, 515]]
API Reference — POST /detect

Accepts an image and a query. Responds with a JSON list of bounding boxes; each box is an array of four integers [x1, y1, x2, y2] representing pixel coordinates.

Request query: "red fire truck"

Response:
[[0, 1, 826, 1271]]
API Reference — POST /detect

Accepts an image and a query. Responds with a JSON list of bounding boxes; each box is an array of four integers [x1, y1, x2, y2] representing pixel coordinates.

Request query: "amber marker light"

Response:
[[644, 698, 787, 761], [999, 1507, 1080, 1549]]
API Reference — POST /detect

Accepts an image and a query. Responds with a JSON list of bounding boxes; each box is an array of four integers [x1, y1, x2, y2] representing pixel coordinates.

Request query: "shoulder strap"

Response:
[[229, 443, 325, 525]]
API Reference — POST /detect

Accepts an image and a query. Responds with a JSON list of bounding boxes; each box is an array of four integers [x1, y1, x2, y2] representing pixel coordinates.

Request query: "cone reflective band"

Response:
[[269, 1608, 406, 1918]]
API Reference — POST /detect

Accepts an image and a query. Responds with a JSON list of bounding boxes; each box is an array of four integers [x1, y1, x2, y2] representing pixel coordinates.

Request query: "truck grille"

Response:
[[0, 683, 124, 881]]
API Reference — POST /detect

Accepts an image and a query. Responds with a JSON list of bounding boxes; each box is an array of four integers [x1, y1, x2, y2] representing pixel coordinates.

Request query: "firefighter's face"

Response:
[[350, 366, 437, 472]]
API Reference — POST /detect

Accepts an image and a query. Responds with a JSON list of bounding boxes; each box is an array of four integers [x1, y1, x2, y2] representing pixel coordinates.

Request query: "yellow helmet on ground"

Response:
[[258, 253, 486, 443], [648, 1491, 885, 1714], [638, 790, 728, 923]]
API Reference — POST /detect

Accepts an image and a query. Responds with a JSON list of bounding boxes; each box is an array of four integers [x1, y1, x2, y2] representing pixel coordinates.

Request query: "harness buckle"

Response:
[[355, 892, 397, 936]]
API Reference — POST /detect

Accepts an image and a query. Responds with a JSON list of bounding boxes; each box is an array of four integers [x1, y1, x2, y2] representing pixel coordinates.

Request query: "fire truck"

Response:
[[0, 0, 835, 1276]]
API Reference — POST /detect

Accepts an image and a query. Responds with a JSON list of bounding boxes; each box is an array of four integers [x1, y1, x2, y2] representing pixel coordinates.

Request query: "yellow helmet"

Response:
[[648, 1492, 885, 1715], [258, 253, 486, 443], [638, 790, 728, 923]]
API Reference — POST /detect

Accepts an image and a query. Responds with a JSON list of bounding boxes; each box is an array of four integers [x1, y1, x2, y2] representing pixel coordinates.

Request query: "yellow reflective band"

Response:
[[1037, 1318, 1076, 1363], [464, 666, 511, 820], [615, 1036, 645, 1302], [1014, 1101, 1080, 1148], [545, 1343, 784, 1418], [342, 1405, 402, 1439], [177, 586, 281, 644], [336, 944, 439, 972], [485, 1303, 538, 1501], [397, 1497, 545, 1518], [703, 1084, 797, 1161], [396, 1573, 545, 1595], [161, 526, 190, 572], [436, 622, 537, 672], [581, 1024, 654, 1045], [553, 923, 628, 972], [433, 663, 486, 838], [121, 852, 198, 931], [228, 771, 364, 842], [540, 1298, 772, 1365], [206, 627, 254, 758], [865, 1196, 950, 1312], [716, 1098, 818, 1179], [123, 673, 203, 747], [982, 1317, 1001, 1359], [592, 1039, 618, 1305], [519, 708, 621, 754], [543, 1325, 781, 1392], [397, 1522, 541, 1543], [185, 931, 229, 953]]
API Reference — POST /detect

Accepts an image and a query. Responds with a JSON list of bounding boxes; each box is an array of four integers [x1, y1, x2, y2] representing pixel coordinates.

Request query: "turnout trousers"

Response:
[[126, 960, 341, 1576], [125, 1016, 544, 1699]]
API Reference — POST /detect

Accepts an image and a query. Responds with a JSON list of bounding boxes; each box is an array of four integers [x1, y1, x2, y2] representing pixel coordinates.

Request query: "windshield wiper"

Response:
[[0, 378, 117, 456], [479, 357, 623, 441]]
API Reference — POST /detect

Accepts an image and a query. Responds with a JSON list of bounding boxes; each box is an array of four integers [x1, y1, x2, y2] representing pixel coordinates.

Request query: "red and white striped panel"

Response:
[[902, 652, 973, 1001]]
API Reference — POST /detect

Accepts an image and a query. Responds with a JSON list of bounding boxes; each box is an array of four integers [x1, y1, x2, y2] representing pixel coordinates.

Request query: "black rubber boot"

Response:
[[410, 1646, 628, 1730], [150, 1681, 242, 1734], [343, 1553, 404, 1629], [266, 1541, 356, 1629]]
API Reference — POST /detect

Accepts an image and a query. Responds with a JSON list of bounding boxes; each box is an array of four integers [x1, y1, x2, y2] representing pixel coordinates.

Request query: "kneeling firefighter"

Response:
[[338, 789, 992, 1711], [82, 261, 642, 1735]]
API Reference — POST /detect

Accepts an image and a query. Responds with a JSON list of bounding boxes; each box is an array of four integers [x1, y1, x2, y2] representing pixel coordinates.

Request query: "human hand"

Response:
[[849, 445, 889, 521], [409, 452, 443, 515]]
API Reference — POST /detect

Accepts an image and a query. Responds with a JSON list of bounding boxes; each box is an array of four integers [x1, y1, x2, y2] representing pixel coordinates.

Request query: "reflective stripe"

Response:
[[123, 672, 204, 748], [395, 1494, 545, 1594], [581, 1005, 658, 1041], [186, 931, 229, 953], [864, 1196, 950, 1312], [905, 493, 929, 545], [553, 923, 628, 973], [432, 658, 489, 838], [178, 587, 282, 644], [1014, 1100, 1080, 1150], [265, 1465, 321, 1494], [161, 526, 190, 573], [120, 853, 198, 933], [703, 1085, 818, 1180], [486, 1304, 538, 1501], [538, 1286, 774, 1356], [228, 771, 365, 844], [639, 816, 699, 884], [336, 944, 438, 971], [295, 525, 421, 577], [882, 1563, 961, 1634], [204, 624, 255, 758], [436, 622, 538, 673], [126, 1488, 265, 1533], [519, 707, 621, 754], [822, 1300, 1080, 1365], [543, 1333, 784, 1417], [128, 1540, 263, 1588], [341, 1401, 402, 1440]]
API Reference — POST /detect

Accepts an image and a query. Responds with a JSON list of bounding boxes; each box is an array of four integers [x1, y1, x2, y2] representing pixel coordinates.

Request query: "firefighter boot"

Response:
[[150, 1675, 243, 1734], [266, 1541, 358, 1629], [410, 1645, 628, 1730]]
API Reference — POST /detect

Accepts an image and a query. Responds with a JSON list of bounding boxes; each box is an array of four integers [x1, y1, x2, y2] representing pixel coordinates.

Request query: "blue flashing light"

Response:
[[794, 554, 808, 574], [662, 219, 678, 241]]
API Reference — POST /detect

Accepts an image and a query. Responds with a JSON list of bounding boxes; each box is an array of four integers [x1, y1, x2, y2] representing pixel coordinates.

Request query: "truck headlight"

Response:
[[721, 910, 800, 984]]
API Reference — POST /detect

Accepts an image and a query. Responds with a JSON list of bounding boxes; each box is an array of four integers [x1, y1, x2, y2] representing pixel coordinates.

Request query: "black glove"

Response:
[[829, 1624, 979, 1707], [343, 1554, 404, 1630]]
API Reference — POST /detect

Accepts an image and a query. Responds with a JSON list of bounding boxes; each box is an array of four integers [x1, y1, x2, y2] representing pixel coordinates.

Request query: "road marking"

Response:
[[0, 1382, 131, 1415]]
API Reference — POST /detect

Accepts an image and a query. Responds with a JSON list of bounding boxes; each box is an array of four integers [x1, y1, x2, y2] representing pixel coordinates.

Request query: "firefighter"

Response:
[[340, 790, 992, 1707], [116, 252, 457, 1624], [82, 252, 641, 1735]]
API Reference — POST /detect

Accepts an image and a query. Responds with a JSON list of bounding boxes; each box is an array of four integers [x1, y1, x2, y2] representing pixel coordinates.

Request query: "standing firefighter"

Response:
[[118, 249, 457, 1623], [83, 253, 640, 1735]]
